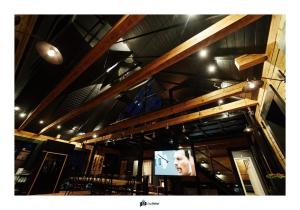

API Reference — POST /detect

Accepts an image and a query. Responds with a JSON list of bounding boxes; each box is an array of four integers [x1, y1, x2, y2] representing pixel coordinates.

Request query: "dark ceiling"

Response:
[[15, 15, 271, 148]]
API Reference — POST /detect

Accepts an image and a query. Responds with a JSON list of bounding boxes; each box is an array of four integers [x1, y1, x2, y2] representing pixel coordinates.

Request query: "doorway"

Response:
[[232, 150, 266, 195]]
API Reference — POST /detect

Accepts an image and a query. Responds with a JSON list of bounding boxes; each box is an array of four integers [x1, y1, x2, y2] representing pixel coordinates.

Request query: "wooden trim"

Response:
[[255, 15, 285, 169], [71, 81, 248, 142], [234, 54, 268, 71], [40, 15, 263, 134], [18, 15, 145, 130], [86, 99, 258, 144], [15, 129, 81, 148]]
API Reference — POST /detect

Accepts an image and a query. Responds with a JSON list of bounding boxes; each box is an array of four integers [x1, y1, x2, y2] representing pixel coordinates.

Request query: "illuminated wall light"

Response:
[[19, 112, 27, 118], [208, 64, 216, 73], [15, 106, 21, 111]]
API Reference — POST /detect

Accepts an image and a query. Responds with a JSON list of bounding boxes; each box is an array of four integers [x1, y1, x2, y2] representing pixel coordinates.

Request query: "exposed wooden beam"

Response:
[[71, 81, 248, 141], [18, 15, 145, 130], [234, 54, 268, 71], [40, 15, 264, 134], [86, 99, 257, 144], [14, 129, 82, 147], [15, 15, 38, 73]]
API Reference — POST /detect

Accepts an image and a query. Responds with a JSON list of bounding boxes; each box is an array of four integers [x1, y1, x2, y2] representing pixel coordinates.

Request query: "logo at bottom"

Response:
[[140, 200, 159, 207]]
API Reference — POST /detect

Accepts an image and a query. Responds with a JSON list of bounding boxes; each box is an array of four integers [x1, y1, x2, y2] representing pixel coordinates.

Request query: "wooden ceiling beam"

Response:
[[85, 99, 257, 144], [71, 81, 248, 142], [18, 15, 145, 130], [14, 129, 82, 148], [40, 15, 264, 134], [15, 15, 38, 73], [234, 54, 268, 71]]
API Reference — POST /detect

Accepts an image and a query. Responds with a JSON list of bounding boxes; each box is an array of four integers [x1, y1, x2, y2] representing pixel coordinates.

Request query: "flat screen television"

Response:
[[154, 149, 196, 176], [261, 85, 285, 155]]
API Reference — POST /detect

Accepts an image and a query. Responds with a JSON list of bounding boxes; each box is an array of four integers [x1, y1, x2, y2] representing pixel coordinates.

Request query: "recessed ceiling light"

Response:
[[208, 64, 216, 73], [218, 99, 224, 105], [19, 112, 26, 118], [39, 120, 44, 124], [199, 49, 208, 58], [243, 80, 264, 92], [92, 134, 98, 138], [15, 106, 21, 111], [56, 134, 61, 139], [57, 125, 61, 129], [243, 126, 254, 133]]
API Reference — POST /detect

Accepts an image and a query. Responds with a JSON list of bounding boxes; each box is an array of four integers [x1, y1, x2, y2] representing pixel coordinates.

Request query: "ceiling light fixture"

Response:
[[15, 106, 21, 111], [208, 64, 216, 73], [19, 112, 27, 118], [39, 120, 44, 124], [47, 48, 56, 57], [243, 126, 254, 133], [199, 49, 208, 58], [92, 134, 98, 138], [218, 99, 224, 105], [243, 80, 264, 92], [36, 41, 63, 65], [182, 125, 186, 133], [57, 125, 61, 129]]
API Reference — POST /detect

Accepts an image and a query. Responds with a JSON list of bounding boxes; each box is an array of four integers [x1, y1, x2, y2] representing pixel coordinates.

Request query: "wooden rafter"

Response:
[[18, 15, 145, 130], [234, 54, 268, 71], [15, 15, 38, 72], [71, 81, 248, 142], [40, 15, 264, 134], [14, 129, 81, 147], [86, 99, 258, 144]]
